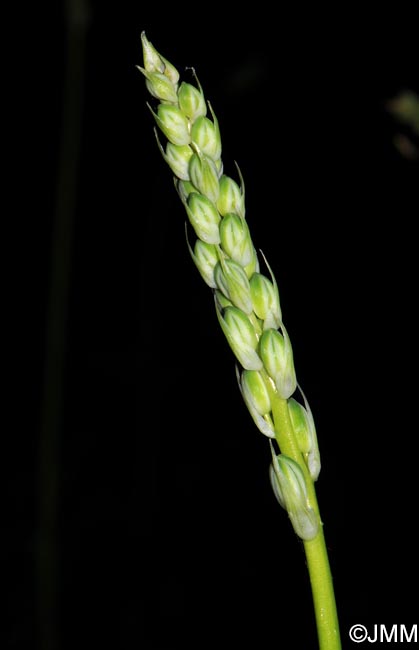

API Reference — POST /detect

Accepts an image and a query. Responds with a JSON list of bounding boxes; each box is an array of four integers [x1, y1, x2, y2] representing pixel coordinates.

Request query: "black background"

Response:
[[9, 2, 419, 649]]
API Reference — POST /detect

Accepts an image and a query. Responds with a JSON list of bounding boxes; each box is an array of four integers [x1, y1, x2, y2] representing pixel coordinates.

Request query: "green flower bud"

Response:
[[288, 398, 310, 454], [189, 152, 220, 203], [215, 302, 263, 371], [250, 273, 282, 330], [241, 370, 271, 415], [176, 179, 197, 202], [161, 143, 193, 180], [219, 213, 253, 267], [216, 174, 245, 218], [188, 239, 218, 288], [141, 32, 179, 85], [269, 444, 320, 541], [137, 68, 178, 103], [185, 193, 221, 244], [238, 368, 275, 438], [303, 393, 321, 482], [154, 132, 192, 181], [191, 115, 222, 161], [150, 103, 190, 146], [215, 157, 224, 176], [248, 310, 263, 338], [244, 246, 260, 278], [259, 327, 297, 399], [289, 390, 321, 481], [178, 81, 207, 120], [214, 290, 233, 309], [214, 258, 253, 314]]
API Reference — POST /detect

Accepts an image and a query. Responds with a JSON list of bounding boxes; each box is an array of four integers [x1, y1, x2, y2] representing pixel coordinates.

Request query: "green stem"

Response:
[[270, 395, 341, 650], [304, 529, 340, 650]]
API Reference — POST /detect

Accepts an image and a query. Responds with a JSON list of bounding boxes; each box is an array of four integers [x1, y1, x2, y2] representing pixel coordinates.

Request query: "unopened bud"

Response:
[[244, 246, 260, 279], [137, 67, 178, 103], [189, 152, 220, 203], [289, 390, 321, 481], [191, 114, 222, 161], [250, 273, 282, 330], [215, 302, 263, 371], [161, 142, 193, 180], [178, 81, 207, 121], [269, 444, 320, 541], [188, 239, 218, 288], [216, 175, 245, 218], [215, 258, 253, 314], [150, 103, 190, 146], [176, 180, 197, 202], [214, 290, 233, 309], [259, 327, 296, 399], [238, 368, 275, 438], [184, 193, 221, 244], [288, 398, 310, 455], [141, 32, 179, 85], [214, 157, 223, 176], [219, 213, 253, 267]]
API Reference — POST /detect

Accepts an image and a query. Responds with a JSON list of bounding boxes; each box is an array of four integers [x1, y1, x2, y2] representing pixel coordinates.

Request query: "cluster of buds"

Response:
[[140, 33, 321, 541]]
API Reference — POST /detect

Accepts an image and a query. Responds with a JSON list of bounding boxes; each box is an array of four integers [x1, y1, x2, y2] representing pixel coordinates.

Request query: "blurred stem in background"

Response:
[[386, 90, 419, 160], [38, 1, 90, 648]]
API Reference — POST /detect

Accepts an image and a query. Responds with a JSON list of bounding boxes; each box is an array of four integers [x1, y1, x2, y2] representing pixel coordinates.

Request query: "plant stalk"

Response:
[[271, 395, 341, 650]]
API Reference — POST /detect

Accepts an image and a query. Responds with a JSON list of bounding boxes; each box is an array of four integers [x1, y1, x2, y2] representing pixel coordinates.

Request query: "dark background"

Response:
[[10, 2, 418, 649]]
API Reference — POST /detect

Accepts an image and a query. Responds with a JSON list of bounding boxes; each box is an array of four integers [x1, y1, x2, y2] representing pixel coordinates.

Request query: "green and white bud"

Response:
[[289, 389, 321, 481], [185, 193, 221, 244], [269, 443, 320, 541], [141, 32, 179, 85], [244, 245, 260, 279], [189, 152, 220, 203], [160, 142, 193, 181], [150, 103, 191, 146], [219, 213, 253, 267], [178, 81, 207, 120], [259, 326, 297, 399], [209, 102, 222, 156], [288, 398, 310, 455], [214, 258, 253, 314], [237, 368, 275, 438], [302, 390, 321, 482], [250, 273, 282, 330], [176, 179, 197, 202], [185, 223, 217, 287], [188, 239, 218, 288], [191, 115, 222, 161], [216, 174, 245, 218], [137, 68, 178, 103], [215, 301, 263, 370], [248, 310, 263, 338], [214, 290, 233, 309]]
